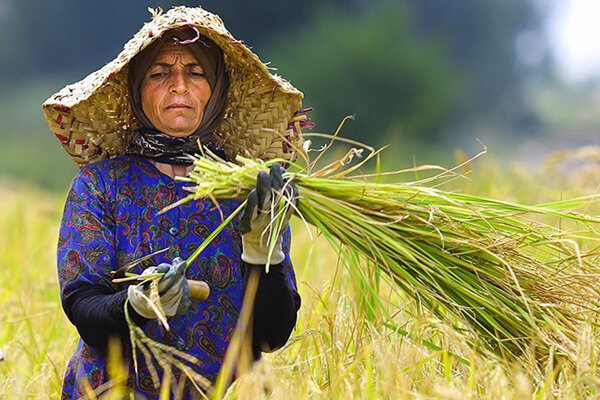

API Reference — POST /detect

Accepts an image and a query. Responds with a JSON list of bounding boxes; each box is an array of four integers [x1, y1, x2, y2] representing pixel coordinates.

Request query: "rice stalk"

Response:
[[170, 145, 600, 363], [124, 301, 212, 396]]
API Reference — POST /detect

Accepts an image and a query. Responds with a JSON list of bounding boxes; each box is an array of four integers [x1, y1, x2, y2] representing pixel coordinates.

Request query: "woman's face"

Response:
[[141, 42, 212, 137]]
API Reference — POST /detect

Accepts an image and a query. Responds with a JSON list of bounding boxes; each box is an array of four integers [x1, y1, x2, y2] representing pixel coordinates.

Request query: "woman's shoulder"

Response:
[[70, 155, 157, 194], [81, 154, 149, 174], [78, 155, 157, 180]]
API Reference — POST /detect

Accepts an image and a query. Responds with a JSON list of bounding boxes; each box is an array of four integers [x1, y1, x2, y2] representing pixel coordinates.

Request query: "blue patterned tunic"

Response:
[[57, 154, 298, 398]]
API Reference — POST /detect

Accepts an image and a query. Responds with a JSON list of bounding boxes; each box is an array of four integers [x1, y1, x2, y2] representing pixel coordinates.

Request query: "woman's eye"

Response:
[[190, 71, 206, 78], [149, 72, 167, 79]]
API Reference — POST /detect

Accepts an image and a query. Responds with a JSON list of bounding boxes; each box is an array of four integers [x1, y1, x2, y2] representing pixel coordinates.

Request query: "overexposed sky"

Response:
[[547, 0, 600, 82]]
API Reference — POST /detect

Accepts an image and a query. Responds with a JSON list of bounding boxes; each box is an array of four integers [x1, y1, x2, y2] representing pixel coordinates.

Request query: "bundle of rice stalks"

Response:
[[169, 143, 600, 364]]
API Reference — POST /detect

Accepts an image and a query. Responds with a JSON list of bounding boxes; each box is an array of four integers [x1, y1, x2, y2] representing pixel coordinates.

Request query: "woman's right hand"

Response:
[[239, 163, 298, 265], [127, 257, 191, 319]]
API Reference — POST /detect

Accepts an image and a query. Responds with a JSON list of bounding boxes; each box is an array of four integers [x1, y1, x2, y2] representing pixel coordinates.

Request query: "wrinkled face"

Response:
[[141, 43, 212, 137]]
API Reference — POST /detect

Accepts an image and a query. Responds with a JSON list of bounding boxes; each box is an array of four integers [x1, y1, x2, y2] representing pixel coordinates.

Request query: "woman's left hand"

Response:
[[239, 163, 298, 265]]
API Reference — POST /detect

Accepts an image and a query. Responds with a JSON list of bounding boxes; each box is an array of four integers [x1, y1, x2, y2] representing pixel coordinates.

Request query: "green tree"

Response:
[[265, 2, 457, 145], [409, 0, 548, 133]]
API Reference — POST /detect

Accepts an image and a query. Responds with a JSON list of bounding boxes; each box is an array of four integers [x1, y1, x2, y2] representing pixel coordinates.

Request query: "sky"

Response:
[[547, 0, 600, 83]]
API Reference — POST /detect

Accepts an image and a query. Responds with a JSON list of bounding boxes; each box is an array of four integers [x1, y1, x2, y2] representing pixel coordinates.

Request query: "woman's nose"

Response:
[[169, 71, 188, 94]]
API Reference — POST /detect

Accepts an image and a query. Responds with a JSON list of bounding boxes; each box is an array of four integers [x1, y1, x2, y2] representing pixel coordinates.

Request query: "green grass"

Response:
[[2, 155, 600, 398]]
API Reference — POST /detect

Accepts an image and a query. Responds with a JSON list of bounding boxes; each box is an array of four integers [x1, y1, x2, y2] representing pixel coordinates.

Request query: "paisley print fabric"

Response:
[[57, 155, 299, 399]]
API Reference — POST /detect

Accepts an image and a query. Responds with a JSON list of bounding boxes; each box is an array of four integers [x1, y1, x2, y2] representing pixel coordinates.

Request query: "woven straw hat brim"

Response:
[[42, 6, 306, 166]]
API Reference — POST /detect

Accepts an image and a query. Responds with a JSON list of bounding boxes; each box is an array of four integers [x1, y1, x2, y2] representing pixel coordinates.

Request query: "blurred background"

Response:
[[1, 0, 599, 192]]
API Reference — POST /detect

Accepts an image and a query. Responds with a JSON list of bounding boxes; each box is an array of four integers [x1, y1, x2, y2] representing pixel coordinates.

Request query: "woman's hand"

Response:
[[239, 163, 298, 265], [127, 257, 192, 319]]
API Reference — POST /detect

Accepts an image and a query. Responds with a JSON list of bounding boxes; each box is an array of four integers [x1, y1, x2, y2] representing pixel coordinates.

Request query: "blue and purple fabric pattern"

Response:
[[57, 155, 298, 398]]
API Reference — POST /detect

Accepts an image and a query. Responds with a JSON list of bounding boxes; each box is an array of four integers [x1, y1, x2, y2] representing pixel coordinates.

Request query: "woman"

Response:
[[43, 6, 307, 399]]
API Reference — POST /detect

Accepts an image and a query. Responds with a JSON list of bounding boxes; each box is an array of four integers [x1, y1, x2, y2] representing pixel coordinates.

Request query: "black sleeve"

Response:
[[242, 261, 301, 358], [62, 284, 150, 352]]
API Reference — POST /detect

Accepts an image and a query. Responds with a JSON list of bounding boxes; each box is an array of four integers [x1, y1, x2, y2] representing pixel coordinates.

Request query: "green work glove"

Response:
[[239, 163, 298, 265], [127, 257, 191, 319]]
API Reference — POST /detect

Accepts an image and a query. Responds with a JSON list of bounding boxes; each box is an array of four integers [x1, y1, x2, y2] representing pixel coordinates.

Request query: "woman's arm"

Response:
[[243, 260, 301, 357], [236, 164, 302, 358], [241, 224, 302, 359], [63, 286, 148, 351], [58, 165, 147, 352]]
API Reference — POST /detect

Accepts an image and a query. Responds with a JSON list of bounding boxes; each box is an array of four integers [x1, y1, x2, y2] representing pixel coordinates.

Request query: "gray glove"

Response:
[[127, 257, 191, 319], [239, 163, 298, 265]]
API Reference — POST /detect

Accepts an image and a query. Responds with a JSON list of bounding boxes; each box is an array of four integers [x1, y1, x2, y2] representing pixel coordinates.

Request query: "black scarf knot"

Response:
[[126, 127, 226, 165]]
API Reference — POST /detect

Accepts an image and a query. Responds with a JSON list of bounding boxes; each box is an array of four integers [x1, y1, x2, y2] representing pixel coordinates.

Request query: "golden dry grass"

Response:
[[2, 156, 600, 399]]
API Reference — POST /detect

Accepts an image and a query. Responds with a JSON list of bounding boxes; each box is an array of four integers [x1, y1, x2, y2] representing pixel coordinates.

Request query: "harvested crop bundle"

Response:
[[171, 144, 600, 363]]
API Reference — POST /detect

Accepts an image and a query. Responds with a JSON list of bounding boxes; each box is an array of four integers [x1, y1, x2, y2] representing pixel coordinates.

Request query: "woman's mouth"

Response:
[[166, 103, 192, 110]]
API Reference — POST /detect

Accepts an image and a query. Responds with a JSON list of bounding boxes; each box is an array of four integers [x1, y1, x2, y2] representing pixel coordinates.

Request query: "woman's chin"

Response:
[[160, 123, 199, 137]]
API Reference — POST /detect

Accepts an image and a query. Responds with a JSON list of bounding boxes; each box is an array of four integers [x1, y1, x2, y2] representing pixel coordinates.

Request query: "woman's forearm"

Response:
[[64, 262, 300, 356], [243, 262, 301, 357], [63, 285, 149, 351]]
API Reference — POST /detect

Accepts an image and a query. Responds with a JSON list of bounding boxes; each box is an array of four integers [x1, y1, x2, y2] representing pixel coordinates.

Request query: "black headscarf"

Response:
[[126, 27, 230, 165]]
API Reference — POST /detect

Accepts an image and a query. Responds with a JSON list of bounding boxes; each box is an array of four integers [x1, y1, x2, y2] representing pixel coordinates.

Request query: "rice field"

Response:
[[2, 154, 600, 399]]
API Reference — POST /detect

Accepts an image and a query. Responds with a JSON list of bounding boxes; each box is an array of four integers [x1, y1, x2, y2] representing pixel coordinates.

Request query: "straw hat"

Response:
[[42, 6, 307, 167]]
